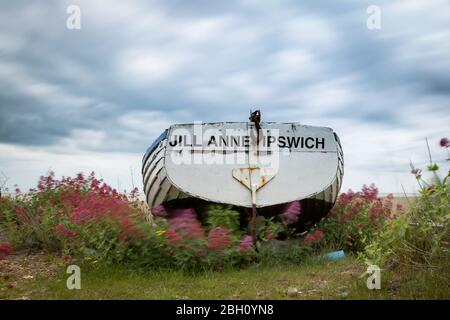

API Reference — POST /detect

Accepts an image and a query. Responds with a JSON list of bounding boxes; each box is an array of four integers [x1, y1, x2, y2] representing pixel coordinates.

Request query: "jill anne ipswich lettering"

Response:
[[169, 135, 326, 150]]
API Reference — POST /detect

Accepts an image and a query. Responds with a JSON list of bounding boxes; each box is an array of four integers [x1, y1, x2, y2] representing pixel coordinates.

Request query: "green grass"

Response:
[[1, 256, 449, 299]]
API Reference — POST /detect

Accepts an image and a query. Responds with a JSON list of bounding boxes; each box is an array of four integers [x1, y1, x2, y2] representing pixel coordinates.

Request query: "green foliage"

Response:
[[257, 240, 313, 266], [205, 204, 240, 233], [364, 141, 450, 270], [317, 184, 393, 253], [0, 174, 267, 272], [257, 216, 290, 241], [0, 194, 64, 251], [364, 180, 449, 269]]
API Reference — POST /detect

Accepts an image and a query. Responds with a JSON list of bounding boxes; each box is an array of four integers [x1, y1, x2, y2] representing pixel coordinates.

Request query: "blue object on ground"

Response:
[[317, 250, 345, 261]]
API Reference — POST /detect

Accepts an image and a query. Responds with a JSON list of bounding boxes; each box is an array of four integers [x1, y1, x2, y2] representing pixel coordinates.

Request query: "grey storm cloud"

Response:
[[0, 0, 449, 193]]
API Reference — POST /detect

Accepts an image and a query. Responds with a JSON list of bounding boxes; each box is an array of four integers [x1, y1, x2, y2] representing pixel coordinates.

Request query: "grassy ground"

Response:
[[1, 252, 448, 300]]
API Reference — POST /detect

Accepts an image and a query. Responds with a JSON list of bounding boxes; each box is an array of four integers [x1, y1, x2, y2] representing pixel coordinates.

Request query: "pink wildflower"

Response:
[[151, 204, 167, 217], [118, 217, 140, 243], [303, 230, 324, 245], [0, 243, 13, 255], [0, 242, 13, 260], [411, 167, 422, 178], [239, 235, 254, 252], [55, 224, 78, 238], [267, 233, 276, 240], [167, 208, 205, 243], [440, 137, 449, 148], [166, 228, 182, 245], [280, 201, 301, 224], [207, 227, 231, 250], [361, 184, 379, 200]]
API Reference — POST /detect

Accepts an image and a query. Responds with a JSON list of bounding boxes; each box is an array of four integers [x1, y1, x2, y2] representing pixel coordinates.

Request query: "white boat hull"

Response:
[[142, 122, 344, 225]]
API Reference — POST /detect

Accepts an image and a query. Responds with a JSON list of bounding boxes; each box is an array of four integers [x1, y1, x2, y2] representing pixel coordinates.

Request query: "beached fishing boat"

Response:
[[142, 115, 343, 230]]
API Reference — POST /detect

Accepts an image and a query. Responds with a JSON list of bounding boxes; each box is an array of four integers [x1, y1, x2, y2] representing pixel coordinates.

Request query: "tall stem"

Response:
[[426, 137, 433, 165]]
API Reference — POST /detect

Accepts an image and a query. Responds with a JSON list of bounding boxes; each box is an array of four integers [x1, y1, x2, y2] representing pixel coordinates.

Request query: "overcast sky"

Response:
[[0, 0, 449, 195]]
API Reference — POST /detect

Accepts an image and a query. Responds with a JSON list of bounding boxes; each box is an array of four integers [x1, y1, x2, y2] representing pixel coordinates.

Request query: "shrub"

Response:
[[256, 201, 302, 242], [317, 184, 393, 252], [365, 180, 449, 269], [0, 173, 262, 271], [364, 138, 450, 269], [0, 173, 322, 271], [257, 216, 286, 242], [204, 204, 241, 234], [0, 172, 145, 255]]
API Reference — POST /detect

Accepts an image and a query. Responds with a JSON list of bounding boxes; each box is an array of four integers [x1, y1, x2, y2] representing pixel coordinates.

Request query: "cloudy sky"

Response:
[[0, 0, 449, 195]]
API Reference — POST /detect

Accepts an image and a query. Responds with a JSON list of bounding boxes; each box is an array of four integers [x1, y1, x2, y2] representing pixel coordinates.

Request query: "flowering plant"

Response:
[[317, 184, 394, 252], [365, 137, 450, 268], [0, 242, 13, 260]]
